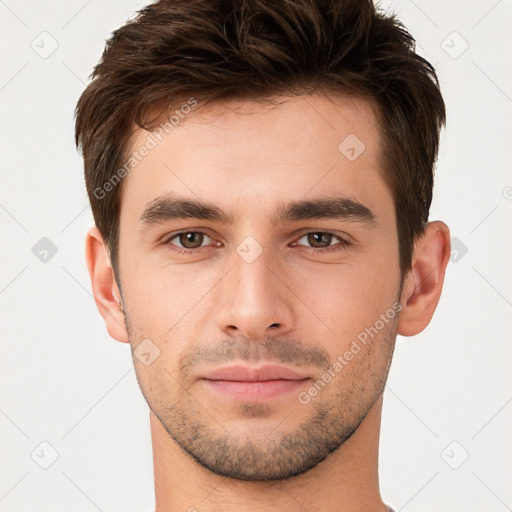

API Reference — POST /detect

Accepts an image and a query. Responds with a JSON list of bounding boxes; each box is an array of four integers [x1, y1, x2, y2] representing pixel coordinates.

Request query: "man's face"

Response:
[[117, 93, 402, 480]]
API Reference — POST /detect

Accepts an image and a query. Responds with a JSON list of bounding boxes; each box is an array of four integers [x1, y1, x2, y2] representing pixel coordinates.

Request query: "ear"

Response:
[[85, 226, 129, 343], [397, 221, 451, 336]]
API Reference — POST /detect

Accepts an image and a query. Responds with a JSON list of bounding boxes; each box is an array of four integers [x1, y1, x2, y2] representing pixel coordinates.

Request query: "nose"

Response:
[[214, 242, 295, 340]]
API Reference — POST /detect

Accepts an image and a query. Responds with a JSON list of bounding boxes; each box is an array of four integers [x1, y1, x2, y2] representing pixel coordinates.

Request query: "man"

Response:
[[75, 0, 450, 510]]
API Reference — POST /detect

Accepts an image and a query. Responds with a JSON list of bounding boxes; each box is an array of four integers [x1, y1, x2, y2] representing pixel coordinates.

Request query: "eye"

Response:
[[294, 231, 351, 253], [163, 231, 217, 251]]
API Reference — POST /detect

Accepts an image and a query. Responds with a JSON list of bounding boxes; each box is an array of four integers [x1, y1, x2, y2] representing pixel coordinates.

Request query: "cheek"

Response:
[[291, 256, 400, 341], [122, 258, 222, 348]]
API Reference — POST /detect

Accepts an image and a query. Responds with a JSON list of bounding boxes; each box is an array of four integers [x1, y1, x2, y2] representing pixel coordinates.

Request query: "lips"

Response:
[[201, 364, 310, 401], [201, 364, 308, 382]]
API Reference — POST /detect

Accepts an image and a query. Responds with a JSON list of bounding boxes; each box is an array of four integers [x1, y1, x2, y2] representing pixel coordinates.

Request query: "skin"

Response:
[[86, 92, 450, 512]]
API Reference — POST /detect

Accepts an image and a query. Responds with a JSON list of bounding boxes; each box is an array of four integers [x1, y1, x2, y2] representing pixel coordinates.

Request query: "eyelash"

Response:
[[162, 230, 352, 255]]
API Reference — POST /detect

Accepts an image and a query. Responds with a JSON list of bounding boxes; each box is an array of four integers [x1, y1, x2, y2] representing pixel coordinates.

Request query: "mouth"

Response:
[[200, 364, 311, 401]]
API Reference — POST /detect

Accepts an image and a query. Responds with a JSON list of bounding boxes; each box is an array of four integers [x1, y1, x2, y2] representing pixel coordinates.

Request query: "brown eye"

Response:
[[164, 231, 213, 251], [177, 232, 206, 249], [294, 231, 351, 253], [305, 232, 333, 248]]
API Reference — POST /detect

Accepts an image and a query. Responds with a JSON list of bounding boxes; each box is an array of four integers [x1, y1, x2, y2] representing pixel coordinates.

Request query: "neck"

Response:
[[150, 394, 388, 512]]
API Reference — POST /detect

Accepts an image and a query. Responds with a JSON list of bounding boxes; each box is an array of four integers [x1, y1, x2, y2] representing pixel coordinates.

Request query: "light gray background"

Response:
[[1, 1, 511, 511]]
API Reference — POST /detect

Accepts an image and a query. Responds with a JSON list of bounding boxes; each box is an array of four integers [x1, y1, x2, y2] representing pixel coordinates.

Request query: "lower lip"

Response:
[[203, 379, 310, 401]]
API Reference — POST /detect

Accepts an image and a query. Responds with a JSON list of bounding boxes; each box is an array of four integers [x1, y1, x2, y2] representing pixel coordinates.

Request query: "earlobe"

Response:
[[397, 221, 451, 337], [85, 226, 129, 343]]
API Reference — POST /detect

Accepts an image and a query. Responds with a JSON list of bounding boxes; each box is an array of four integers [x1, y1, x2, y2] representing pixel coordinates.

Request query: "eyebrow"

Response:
[[139, 192, 376, 227]]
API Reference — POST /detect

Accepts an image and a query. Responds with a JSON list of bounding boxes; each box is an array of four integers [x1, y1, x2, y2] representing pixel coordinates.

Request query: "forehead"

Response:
[[119, 92, 391, 225]]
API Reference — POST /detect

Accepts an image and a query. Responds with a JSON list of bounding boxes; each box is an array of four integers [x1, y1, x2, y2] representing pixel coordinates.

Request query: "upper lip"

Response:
[[201, 364, 309, 382]]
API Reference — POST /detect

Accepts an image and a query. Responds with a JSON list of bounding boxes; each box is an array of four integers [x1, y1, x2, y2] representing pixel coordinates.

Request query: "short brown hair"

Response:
[[75, 0, 445, 281]]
